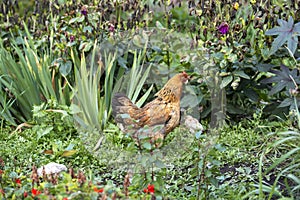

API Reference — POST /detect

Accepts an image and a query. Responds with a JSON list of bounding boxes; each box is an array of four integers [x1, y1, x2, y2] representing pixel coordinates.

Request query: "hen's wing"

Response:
[[112, 93, 180, 142], [132, 98, 180, 140], [137, 99, 171, 126]]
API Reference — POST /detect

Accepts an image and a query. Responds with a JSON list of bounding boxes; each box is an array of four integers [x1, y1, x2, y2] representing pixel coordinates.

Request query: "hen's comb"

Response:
[[182, 71, 189, 79]]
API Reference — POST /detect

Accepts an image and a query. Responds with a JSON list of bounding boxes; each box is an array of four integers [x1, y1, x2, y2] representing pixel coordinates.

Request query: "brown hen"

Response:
[[112, 72, 189, 144]]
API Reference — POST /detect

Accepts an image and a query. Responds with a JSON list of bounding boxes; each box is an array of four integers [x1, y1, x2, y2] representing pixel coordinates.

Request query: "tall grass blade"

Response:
[[265, 147, 300, 174], [71, 41, 117, 132], [0, 24, 69, 124]]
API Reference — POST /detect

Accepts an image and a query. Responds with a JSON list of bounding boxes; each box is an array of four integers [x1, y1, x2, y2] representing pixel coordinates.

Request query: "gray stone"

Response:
[[184, 115, 203, 134], [37, 162, 67, 176]]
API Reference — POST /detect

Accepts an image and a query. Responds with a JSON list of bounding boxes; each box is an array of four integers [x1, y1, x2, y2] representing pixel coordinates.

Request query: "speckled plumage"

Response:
[[112, 72, 189, 143]]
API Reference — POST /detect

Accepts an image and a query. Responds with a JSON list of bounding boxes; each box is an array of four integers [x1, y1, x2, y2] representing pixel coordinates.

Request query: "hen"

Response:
[[112, 72, 189, 144]]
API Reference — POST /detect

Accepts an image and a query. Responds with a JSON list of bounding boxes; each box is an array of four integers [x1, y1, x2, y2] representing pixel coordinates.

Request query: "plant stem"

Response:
[[293, 96, 300, 130]]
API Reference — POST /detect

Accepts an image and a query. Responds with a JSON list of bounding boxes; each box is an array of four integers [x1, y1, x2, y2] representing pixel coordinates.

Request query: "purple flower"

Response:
[[81, 6, 88, 16], [218, 22, 229, 34], [109, 23, 115, 32], [69, 35, 75, 42]]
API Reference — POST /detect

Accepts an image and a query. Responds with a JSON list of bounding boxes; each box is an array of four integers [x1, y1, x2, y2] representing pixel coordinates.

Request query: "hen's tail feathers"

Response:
[[112, 93, 140, 132], [112, 93, 136, 116]]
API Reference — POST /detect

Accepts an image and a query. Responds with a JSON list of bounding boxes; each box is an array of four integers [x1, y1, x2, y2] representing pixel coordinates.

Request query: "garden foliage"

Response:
[[0, 0, 299, 199]]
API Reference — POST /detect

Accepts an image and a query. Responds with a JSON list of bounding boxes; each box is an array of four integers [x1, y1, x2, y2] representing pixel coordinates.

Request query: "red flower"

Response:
[[15, 178, 21, 185], [0, 189, 4, 195], [24, 191, 28, 198], [0, 170, 3, 175], [62, 198, 68, 200], [93, 187, 104, 193], [143, 184, 155, 194], [31, 188, 41, 196], [147, 184, 155, 194]]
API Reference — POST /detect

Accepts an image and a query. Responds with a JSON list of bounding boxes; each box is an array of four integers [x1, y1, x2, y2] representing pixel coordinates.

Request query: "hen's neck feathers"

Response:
[[155, 74, 184, 103]]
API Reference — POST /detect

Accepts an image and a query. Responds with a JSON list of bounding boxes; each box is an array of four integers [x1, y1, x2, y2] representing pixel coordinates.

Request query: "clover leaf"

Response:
[[265, 16, 300, 55]]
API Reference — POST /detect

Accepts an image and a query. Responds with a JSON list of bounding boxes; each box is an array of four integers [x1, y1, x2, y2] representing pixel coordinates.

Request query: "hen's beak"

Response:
[[184, 78, 189, 84], [182, 71, 190, 84]]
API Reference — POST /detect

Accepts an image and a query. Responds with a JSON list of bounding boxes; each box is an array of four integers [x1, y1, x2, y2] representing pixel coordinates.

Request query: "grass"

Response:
[[0, 103, 298, 199]]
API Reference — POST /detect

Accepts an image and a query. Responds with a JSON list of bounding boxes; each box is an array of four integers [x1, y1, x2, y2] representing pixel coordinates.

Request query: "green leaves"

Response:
[[142, 142, 152, 150], [254, 131, 300, 199], [0, 34, 64, 123], [58, 60, 72, 76], [37, 127, 54, 141], [114, 43, 153, 108], [220, 75, 233, 89], [265, 16, 300, 55], [69, 16, 85, 24], [71, 41, 116, 132], [261, 65, 300, 96]]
